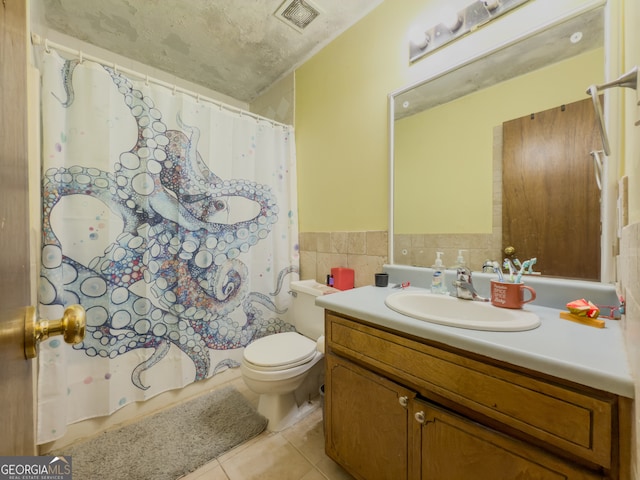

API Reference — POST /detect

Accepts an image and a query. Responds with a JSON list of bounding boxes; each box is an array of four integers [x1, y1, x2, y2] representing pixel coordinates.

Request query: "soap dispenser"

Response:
[[431, 252, 447, 294], [453, 250, 467, 269]]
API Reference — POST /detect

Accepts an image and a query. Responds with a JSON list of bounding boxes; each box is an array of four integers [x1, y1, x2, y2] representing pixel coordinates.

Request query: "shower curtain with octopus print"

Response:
[[37, 50, 299, 444]]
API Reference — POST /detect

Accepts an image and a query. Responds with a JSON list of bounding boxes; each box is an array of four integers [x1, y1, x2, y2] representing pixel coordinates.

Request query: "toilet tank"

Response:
[[289, 280, 338, 340]]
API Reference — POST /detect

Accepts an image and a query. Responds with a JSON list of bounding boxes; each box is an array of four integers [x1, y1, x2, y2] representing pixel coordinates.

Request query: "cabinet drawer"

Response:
[[327, 313, 614, 468]]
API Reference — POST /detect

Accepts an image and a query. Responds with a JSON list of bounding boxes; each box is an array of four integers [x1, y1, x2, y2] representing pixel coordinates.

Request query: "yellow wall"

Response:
[[295, 0, 422, 232], [394, 49, 604, 234], [623, 0, 640, 223]]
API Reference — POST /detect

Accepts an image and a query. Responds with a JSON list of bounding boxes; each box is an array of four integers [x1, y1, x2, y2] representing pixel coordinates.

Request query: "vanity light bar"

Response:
[[409, 0, 531, 64]]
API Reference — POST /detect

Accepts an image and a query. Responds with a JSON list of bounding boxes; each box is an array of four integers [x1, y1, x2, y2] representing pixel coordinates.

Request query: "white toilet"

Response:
[[241, 279, 333, 431]]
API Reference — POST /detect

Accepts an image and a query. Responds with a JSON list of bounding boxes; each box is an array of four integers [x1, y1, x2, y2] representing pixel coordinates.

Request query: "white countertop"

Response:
[[316, 285, 634, 398]]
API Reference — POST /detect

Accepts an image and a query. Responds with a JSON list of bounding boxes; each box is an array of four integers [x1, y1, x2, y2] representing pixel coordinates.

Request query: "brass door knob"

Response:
[[504, 246, 516, 257], [24, 305, 86, 359]]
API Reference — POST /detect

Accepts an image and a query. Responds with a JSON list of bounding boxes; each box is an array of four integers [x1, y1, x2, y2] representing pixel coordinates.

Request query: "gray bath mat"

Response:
[[53, 385, 267, 480]]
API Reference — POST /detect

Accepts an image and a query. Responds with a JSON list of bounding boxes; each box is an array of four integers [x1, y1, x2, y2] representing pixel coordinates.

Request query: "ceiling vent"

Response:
[[275, 0, 322, 33]]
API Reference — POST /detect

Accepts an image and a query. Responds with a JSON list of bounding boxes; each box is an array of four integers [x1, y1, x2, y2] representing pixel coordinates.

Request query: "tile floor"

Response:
[[179, 378, 355, 480]]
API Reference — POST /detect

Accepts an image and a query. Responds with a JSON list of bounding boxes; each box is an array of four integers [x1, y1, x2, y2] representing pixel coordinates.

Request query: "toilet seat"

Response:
[[243, 332, 318, 372]]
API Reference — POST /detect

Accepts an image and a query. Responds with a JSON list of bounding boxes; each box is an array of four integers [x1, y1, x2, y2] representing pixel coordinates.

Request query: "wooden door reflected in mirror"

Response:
[[502, 97, 601, 280]]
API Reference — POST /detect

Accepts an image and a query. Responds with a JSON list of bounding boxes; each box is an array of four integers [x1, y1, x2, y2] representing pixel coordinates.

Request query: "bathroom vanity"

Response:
[[317, 284, 633, 480]]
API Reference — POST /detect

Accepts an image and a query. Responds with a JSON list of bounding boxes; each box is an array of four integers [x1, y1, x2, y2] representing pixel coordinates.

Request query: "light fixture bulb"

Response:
[[441, 7, 463, 32], [483, 0, 500, 11], [409, 28, 430, 49]]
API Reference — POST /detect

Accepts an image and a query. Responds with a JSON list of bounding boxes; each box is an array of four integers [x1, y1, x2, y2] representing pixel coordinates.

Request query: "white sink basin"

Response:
[[384, 291, 540, 332]]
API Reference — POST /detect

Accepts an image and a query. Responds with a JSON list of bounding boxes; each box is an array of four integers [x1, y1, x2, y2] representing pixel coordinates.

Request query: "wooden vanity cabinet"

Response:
[[413, 399, 601, 479], [324, 312, 631, 480], [326, 353, 415, 480]]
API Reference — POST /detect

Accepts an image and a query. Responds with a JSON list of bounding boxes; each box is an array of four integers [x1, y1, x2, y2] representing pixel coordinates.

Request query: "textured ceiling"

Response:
[[36, 0, 383, 103]]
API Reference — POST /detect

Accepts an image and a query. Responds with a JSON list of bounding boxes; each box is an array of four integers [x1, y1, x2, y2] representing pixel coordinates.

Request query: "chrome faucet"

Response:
[[483, 260, 505, 280], [452, 267, 488, 301], [481, 260, 496, 273]]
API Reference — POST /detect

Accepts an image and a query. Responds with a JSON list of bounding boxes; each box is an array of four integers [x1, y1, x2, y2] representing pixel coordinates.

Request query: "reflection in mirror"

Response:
[[390, 6, 605, 280]]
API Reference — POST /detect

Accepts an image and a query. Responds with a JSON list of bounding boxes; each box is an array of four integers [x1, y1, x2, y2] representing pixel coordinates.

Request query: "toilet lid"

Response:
[[244, 332, 318, 370]]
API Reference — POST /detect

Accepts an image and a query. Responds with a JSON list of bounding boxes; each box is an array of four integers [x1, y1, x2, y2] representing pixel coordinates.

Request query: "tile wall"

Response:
[[620, 221, 640, 477], [393, 233, 502, 272], [298, 231, 388, 287]]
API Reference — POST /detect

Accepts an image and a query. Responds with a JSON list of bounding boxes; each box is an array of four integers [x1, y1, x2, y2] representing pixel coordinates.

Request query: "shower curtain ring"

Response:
[[145, 74, 149, 86], [79, 51, 83, 63], [44, 39, 50, 53]]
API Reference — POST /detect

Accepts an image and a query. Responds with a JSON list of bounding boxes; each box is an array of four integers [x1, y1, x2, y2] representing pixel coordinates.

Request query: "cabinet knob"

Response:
[[398, 396, 408, 407], [414, 411, 426, 424]]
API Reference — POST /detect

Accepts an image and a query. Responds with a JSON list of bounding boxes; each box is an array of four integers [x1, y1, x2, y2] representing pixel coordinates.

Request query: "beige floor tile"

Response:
[[174, 370, 354, 479], [181, 460, 229, 480], [300, 469, 330, 480], [221, 433, 316, 480], [281, 408, 326, 466], [282, 408, 354, 479], [216, 429, 274, 464], [315, 455, 356, 480]]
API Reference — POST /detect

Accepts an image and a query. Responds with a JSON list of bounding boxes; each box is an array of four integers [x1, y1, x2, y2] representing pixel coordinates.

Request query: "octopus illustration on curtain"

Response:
[[37, 51, 299, 441]]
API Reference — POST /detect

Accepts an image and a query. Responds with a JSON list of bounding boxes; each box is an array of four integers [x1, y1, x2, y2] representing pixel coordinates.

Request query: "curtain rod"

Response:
[[30, 33, 291, 130]]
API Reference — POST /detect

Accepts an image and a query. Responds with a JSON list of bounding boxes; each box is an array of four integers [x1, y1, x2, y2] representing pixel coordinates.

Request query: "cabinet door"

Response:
[[325, 353, 415, 480], [413, 400, 603, 480]]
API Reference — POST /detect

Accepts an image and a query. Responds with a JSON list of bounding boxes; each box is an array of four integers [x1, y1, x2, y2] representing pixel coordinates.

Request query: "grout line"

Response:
[[281, 408, 334, 480]]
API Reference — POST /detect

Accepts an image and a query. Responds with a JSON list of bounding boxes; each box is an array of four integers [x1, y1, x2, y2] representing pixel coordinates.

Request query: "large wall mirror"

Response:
[[389, 3, 606, 281]]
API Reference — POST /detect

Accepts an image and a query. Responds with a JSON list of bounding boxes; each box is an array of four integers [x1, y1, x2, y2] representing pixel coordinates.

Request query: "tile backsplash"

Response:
[[619, 220, 639, 476], [393, 233, 502, 272], [299, 231, 388, 288]]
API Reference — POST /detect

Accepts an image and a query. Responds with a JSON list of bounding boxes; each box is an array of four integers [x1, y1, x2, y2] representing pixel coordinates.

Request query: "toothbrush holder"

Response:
[[490, 280, 536, 309]]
